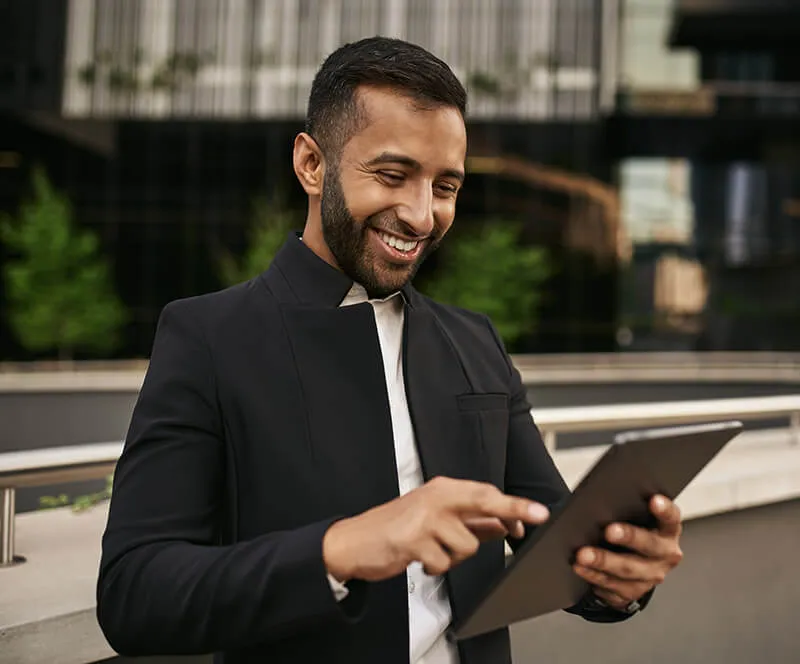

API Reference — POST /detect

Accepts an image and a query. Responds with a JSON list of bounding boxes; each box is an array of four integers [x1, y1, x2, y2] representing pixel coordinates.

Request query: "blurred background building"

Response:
[[1, 0, 799, 359]]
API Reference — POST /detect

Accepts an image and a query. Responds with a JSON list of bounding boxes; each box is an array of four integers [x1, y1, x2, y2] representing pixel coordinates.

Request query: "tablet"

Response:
[[450, 419, 743, 640]]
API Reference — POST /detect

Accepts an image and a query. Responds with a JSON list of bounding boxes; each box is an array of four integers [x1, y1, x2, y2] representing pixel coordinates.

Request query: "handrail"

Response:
[[0, 442, 121, 567], [511, 352, 800, 384], [534, 395, 800, 448], [1, 395, 798, 566]]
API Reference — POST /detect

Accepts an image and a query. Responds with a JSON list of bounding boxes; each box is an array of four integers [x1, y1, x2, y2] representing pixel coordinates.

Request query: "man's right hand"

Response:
[[322, 477, 549, 583]]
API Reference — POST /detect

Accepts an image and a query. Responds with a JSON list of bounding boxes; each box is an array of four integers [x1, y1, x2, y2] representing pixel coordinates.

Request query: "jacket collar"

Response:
[[268, 232, 415, 308]]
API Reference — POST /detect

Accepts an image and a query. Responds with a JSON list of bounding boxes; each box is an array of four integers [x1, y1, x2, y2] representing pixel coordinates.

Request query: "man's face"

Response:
[[320, 86, 467, 299]]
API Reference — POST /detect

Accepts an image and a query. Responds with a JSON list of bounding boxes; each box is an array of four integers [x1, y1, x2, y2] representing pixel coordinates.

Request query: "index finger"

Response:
[[651, 494, 682, 537], [462, 484, 550, 525]]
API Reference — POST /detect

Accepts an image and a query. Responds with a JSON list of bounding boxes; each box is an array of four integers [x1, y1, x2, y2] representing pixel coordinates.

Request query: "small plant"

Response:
[[422, 220, 551, 348], [39, 473, 113, 513], [77, 49, 214, 96], [0, 167, 127, 361], [218, 193, 301, 286]]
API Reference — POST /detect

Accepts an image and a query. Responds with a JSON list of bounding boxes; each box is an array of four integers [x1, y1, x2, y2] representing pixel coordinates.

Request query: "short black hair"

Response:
[[305, 36, 467, 160]]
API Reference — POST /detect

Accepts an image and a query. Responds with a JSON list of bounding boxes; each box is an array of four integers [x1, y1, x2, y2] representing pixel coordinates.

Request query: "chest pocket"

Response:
[[456, 393, 509, 488]]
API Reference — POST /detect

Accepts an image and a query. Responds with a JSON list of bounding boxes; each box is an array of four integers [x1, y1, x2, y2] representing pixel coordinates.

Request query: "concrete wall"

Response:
[[3, 380, 798, 513]]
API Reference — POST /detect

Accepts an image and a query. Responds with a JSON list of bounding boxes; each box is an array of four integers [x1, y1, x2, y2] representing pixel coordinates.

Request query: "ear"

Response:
[[293, 132, 325, 197]]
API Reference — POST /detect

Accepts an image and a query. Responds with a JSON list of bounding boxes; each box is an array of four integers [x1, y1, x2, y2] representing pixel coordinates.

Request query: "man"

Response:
[[96, 37, 683, 664]]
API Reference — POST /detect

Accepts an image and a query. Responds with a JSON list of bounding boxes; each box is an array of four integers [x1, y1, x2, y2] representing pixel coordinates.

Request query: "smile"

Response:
[[378, 231, 420, 253], [369, 228, 425, 264]]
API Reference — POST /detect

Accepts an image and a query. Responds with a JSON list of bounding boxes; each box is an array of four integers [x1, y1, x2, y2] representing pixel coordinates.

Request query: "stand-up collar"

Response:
[[267, 232, 415, 308]]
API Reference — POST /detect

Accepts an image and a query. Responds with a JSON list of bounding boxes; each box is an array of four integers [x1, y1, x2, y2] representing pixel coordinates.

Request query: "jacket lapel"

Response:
[[403, 294, 489, 484], [260, 234, 400, 517], [280, 302, 401, 516]]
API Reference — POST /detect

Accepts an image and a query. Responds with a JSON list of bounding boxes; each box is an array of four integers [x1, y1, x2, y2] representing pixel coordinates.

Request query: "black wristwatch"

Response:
[[586, 593, 642, 615]]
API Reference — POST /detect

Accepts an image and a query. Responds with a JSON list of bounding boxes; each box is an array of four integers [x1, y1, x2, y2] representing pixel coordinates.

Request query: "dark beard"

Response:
[[320, 165, 441, 299]]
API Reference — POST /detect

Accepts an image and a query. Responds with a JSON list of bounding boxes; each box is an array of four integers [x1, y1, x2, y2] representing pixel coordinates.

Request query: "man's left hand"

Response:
[[573, 494, 684, 611]]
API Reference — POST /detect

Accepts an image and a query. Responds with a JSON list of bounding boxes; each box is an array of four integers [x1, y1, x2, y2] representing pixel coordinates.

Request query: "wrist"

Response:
[[323, 518, 356, 583], [587, 590, 642, 615]]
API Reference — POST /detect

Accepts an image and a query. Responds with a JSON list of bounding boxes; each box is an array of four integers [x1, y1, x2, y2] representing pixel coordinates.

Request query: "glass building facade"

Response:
[[613, 0, 800, 351], [1, 0, 798, 359]]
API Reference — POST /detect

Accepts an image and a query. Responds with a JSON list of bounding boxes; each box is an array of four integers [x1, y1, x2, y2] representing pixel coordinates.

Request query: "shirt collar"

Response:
[[270, 231, 413, 308], [339, 282, 404, 308]]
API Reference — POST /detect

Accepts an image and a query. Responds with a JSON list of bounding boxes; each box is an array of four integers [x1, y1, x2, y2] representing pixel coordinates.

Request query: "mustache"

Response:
[[366, 212, 437, 241]]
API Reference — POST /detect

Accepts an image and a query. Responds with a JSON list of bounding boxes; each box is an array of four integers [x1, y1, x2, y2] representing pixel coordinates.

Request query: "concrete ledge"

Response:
[[0, 504, 112, 664], [2, 353, 799, 393], [0, 609, 109, 664], [1, 427, 799, 664], [0, 371, 145, 394]]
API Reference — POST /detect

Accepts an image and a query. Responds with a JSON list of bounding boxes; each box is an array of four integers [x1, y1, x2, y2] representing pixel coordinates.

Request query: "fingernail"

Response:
[[528, 503, 549, 521], [608, 524, 624, 541], [654, 496, 667, 510], [581, 549, 595, 565]]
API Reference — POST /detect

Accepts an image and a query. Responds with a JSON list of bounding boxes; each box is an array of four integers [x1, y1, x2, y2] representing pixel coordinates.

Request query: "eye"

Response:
[[435, 182, 459, 197], [377, 170, 405, 185]]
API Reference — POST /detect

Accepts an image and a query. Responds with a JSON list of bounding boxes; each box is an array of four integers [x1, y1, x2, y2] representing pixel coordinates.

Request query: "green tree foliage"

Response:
[[0, 168, 127, 361], [422, 220, 551, 347], [218, 194, 300, 286]]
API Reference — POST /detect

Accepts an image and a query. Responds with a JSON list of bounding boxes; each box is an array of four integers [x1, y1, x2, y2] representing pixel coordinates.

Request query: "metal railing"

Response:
[[535, 394, 800, 452], [1, 395, 798, 566], [0, 442, 121, 566], [512, 352, 800, 383]]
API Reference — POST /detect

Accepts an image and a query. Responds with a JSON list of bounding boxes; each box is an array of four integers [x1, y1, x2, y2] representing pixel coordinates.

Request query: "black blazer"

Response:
[[97, 234, 633, 664]]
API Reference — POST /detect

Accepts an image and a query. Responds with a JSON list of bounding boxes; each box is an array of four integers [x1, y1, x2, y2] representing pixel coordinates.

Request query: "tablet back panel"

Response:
[[451, 420, 743, 640]]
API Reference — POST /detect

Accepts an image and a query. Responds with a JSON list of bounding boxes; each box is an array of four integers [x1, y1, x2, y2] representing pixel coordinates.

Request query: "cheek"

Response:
[[339, 177, 393, 221], [434, 200, 457, 233]]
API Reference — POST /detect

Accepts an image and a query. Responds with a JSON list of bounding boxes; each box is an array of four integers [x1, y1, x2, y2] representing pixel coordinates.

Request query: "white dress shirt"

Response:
[[328, 282, 460, 664]]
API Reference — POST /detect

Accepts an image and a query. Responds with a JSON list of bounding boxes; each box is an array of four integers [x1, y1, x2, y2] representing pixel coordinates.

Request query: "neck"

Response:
[[301, 208, 341, 272]]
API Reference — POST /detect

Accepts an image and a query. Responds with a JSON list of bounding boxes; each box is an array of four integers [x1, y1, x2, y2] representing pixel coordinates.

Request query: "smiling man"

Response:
[[96, 37, 684, 664]]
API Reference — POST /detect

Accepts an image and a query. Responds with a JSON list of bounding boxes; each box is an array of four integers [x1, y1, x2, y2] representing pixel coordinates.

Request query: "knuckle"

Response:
[[429, 559, 450, 576], [469, 485, 492, 510], [409, 510, 431, 538], [593, 548, 606, 568], [671, 546, 684, 565], [463, 537, 480, 557], [428, 476, 446, 491], [475, 482, 496, 500], [450, 550, 470, 566]]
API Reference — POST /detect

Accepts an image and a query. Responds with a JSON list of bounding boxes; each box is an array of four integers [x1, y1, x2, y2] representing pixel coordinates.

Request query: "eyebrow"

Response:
[[365, 151, 465, 184]]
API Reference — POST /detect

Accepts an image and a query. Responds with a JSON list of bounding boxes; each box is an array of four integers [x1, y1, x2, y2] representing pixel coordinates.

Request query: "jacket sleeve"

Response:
[[481, 315, 648, 623], [96, 300, 367, 657]]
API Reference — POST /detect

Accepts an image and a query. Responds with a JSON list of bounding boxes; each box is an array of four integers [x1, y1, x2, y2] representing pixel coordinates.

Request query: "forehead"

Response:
[[340, 85, 467, 170]]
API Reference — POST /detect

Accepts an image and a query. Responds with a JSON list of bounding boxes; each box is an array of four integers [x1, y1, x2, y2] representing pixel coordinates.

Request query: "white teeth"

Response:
[[379, 232, 419, 253]]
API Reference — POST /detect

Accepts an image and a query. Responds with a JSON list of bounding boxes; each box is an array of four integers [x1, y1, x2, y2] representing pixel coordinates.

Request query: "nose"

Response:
[[396, 182, 435, 237]]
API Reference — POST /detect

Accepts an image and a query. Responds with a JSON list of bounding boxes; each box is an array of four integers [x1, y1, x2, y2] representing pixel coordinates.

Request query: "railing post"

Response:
[[1, 487, 16, 566], [544, 430, 557, 454], [791, 412, 800, 446]]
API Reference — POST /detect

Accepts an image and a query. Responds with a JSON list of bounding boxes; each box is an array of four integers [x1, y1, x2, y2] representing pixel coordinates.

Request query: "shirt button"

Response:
[[408, 581, 416, 594]]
